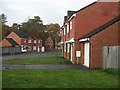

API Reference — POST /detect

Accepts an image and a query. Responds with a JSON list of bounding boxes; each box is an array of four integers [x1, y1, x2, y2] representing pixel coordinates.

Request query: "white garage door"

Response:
[[84, 42, 90, 67]]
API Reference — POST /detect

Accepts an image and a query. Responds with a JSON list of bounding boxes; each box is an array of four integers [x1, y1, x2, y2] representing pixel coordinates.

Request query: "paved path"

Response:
[[1, 51, 89, 70], [1, 64, 89, 70], [1, 51, 61, 60]]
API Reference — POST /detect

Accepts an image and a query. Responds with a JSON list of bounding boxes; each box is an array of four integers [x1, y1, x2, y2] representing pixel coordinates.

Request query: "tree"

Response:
[[12, 23, 21, 31], [46, 23, 60, 49], [0, 14, 12, 40], [1, 13, 7, 24], [20, 16, 46, 45]]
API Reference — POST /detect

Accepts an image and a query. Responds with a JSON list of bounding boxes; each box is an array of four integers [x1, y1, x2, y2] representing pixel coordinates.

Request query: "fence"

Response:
[[102, 46, 120, 69], [0, 46, 21, 55]]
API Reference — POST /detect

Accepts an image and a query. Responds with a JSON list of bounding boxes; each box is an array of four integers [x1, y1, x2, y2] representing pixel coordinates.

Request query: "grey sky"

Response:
[[0, 0, 97, 26]]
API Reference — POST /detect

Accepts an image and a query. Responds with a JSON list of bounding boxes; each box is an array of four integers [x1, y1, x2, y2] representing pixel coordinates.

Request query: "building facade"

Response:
[[61, 1, 119, 69], [6, 31, 42, 52]]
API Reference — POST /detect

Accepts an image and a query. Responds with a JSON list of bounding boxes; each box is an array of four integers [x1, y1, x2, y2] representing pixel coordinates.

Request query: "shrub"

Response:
[[101, 68, 119, 75]]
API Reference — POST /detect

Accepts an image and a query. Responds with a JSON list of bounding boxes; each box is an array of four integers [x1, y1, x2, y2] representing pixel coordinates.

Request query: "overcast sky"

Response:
[[0, 0, 97, 26]]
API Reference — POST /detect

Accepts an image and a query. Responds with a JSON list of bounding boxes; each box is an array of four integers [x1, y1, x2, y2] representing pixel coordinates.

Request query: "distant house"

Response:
[[61, 1, 119, 69], [0, 38, 21, 54], [0, 38, 19, 47], [6, 31, 42, 52], [45, 37, 54, 51]]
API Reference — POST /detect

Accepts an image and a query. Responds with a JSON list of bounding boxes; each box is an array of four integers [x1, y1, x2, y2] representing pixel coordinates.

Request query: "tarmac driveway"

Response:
[[1, 51, 61, 60], [1, 51, 89, 70], [2, 64, 89, 70]]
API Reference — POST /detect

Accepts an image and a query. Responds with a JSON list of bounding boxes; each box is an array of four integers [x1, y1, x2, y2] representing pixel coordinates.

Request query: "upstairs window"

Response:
[[34, 40, 37, 43], [38, 40, 41, 43], [28, 40, 31, 43], [24, 39, 26, 43], [70, 21, 72, 30], [67, 24, 69, 33], [64, 27, 66, 35]]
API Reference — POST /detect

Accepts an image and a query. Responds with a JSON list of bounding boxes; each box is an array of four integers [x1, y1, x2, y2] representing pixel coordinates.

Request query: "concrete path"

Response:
[[1, 51, 61, 60], [1, 64, 89, 70], [1, 51, 89, 70]]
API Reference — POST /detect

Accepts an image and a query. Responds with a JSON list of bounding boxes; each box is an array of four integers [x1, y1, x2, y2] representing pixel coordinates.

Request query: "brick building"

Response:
[[61, 1, 119, 69], [0, 38, 19, 47], [6, 31, 42, 52]]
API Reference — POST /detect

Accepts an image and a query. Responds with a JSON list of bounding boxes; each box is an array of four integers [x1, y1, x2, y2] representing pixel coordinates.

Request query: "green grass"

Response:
[[2, 69, 118, 88], [2, 55, 67, 65]]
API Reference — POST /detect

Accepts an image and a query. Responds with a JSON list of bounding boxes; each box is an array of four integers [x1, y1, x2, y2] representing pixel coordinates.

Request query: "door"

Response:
[[84, 42, 90, 67], [38, 46, 40, 52], [70, 44, 72, 61]]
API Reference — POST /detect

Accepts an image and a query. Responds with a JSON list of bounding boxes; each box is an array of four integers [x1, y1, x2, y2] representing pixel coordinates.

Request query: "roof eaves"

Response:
[[76, 2, 97, 13]]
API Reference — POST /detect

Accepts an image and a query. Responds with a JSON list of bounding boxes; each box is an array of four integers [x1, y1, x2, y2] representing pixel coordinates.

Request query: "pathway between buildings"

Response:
[[2, 64, 89, 70], [1, 51, 89, 70]]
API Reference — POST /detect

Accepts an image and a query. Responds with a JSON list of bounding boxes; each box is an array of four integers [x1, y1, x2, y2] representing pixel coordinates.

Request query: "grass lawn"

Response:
[[2, 69, 118, 88], [2, 55, 67, 65]]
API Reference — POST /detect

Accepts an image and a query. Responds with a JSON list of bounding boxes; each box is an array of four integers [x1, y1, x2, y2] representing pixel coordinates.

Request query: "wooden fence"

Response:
[[0, 46, 21, 55], [102, 46, 120, 69]]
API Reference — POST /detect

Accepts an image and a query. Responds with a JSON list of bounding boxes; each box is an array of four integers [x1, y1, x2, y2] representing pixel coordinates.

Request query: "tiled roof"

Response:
[[80, 15, 120, 39], [6, 38, 19, 46], [14, 31, 35, 39], [67, 11, 76, 20]]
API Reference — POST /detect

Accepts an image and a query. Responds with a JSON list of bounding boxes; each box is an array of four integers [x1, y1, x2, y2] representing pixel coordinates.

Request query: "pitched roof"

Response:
[[14, 31, 29, 38], [76, 2, 97, 13], [67, 11, 76, 20], [67, 2, 97, 21], [14, 31, 35, 39], [6, 38, 19, 46], [80, 15, 120, 39]]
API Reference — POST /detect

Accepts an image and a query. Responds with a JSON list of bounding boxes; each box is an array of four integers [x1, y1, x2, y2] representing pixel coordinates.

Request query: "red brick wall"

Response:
[[89, 21, 119, 69], [75, 2, 119, 40], [6, 32, 22, 45], [21, 39, 27, 45]]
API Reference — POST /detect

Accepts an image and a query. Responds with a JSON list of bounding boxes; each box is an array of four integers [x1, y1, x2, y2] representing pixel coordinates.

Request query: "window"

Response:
[[70, 21, 72, 30], [67, 24, 69, 33], [34, 40, 37, 43], [38, 40, 41, 43], [24, 39, 26, 43], [64, 44, 66, 51], [28, 40, 31, 43], [67, 44, 70, 52], [33, 46, 37, 50], [28, 46, 31, 50], [64, 27, 66, 35]]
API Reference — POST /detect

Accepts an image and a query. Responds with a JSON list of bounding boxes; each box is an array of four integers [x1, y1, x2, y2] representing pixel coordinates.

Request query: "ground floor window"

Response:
[[33, 46, 37, 50], [67, 43, 70, 52], [64, 44, 66, 51], [28, 46, 32, 51]]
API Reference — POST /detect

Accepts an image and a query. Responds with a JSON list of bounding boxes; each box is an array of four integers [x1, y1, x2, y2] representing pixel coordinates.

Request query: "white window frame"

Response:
[[33, 46, 37, 50], [28, 40, 31, 43], [64, 44, 66, 51], [67, 43, 70, 52], [64, 27, 66, 35], [38, 40, 41, 43], [34, 40, 37, 43], [24, 39, 26, 43], [28, 46, 32, 50], [67, 24, 69, 33], [70, 20, 72, 30]]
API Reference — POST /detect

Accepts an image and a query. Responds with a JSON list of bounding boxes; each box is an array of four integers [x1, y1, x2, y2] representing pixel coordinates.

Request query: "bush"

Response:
[[101, 68, 119, 75]]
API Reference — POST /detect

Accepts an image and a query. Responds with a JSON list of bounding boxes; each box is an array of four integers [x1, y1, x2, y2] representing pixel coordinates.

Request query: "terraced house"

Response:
[[6, 31, 42, 52], [61, 1, 119, 69]]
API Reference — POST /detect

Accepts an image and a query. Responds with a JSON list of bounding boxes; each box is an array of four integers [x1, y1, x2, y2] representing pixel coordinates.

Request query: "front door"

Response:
[[70, 44, 72, 62], [84, 42, 90, 67]]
